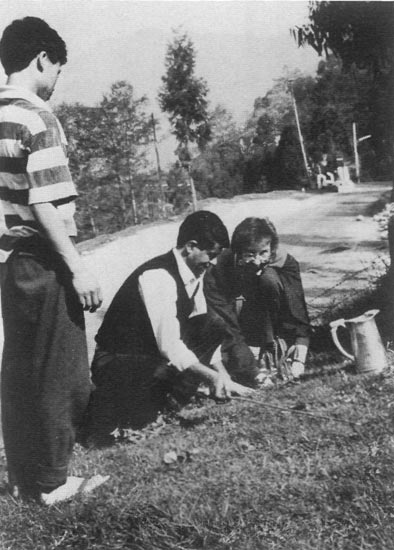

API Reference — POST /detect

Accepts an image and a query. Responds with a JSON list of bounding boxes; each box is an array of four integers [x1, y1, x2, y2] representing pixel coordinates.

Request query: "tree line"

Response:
[[56, 1, 393, 241]]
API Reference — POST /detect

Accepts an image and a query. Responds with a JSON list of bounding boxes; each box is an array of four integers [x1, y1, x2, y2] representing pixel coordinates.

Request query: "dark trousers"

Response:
[[0, 252, 90, 497], [84, 314, 225, 441], [239, 267, 286, 348]]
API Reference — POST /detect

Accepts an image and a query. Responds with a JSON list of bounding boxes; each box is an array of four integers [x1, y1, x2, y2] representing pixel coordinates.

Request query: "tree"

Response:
[[165, 162, 190, 213], [293, 2, 394, 74], [56, 81, 154, 238], [304, 55, 377, 178], [208, 104, 239, 145], [190, 105, 245, 199], [159, 30, 211, 208], [293, 1, 394, 337], [243, 70, 315, 191], [95, 81, 152, 226], [293, 1, 394, 179], [192, 140, 245, 199], [275, 125, 306, 189], [56, 102, 105, 237]]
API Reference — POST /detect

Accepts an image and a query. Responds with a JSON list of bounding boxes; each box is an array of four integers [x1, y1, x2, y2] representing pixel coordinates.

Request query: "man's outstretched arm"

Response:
[[138, 268, 238, 400]]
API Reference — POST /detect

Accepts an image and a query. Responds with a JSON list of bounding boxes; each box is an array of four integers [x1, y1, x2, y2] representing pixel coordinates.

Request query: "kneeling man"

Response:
[[85, 211, 252, 444], [205, 217, 310, 381]]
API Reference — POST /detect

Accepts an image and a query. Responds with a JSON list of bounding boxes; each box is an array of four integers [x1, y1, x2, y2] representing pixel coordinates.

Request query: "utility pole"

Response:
[[288, 79, 311, 186], [353, 122, 371, 184], [352, 122, 360, 183], [151, 113, 166, 211]]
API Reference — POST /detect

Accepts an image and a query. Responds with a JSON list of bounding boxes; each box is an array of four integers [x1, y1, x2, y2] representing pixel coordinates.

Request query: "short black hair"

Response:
[[177, 210, 229, 249], [231, 217, 279, 255], [0, 17, 67, 75]]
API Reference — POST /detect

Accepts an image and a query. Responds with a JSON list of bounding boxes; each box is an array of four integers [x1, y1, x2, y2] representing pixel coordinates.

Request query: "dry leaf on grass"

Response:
[[163, 448, 200, 464]]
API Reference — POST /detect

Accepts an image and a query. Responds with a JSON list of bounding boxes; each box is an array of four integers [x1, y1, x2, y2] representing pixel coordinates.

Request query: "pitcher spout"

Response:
[[345, 309, 380, 324]]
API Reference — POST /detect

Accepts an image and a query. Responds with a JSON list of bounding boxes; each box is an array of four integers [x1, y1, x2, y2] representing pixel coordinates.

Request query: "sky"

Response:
[[0, 0, 320, 164]]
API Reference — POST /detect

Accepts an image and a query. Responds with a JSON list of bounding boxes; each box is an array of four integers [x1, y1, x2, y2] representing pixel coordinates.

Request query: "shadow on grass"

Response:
[[281, 232, 385, 252], [365, 190, 392, 216]]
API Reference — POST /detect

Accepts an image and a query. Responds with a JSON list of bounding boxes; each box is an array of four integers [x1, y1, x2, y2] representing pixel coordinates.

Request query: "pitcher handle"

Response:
[[329, 318, 355, 361]]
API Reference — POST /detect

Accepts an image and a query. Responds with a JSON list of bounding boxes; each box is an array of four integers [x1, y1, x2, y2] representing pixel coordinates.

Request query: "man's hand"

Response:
[[188, 361, 253, 402], [72, 268, 103, 312], [227, 380, 255, 397], [31, 202, 103, 313], [209, 371, 255, 400], [209, 370, 233, 401]]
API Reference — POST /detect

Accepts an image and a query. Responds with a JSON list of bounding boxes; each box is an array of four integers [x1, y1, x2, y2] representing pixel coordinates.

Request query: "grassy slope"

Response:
[[1, 364, 394, 550], [1, 191, 393, 549]]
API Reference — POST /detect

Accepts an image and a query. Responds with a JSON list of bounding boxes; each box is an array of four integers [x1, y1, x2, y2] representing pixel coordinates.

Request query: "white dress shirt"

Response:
[[138, 248, 208, 372]]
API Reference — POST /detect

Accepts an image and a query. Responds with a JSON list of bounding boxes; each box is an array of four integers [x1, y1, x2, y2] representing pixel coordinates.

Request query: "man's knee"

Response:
[[258, 268, 283, 297]]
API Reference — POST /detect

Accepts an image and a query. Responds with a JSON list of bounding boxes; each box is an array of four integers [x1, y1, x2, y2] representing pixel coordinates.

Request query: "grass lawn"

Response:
[[1, 359, 394, 549], [1, 256, 394, 549]]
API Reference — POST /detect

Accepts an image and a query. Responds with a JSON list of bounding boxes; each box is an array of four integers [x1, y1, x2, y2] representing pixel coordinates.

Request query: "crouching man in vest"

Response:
[[83, 211, 254, 446]]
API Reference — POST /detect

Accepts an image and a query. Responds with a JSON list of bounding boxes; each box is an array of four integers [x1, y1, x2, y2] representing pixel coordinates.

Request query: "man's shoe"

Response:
[[291, 361, 305, 380], [40, 474, 109, 505]]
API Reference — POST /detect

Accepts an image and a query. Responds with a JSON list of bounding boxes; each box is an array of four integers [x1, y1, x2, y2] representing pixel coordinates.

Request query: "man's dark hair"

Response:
[[177, 210, 229, 249], [231, 217, 279, 255], [0, 17, 67, 75]]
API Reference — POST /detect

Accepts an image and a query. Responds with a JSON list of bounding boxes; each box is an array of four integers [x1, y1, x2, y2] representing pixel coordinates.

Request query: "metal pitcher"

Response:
[[329, 309, 388, 374]]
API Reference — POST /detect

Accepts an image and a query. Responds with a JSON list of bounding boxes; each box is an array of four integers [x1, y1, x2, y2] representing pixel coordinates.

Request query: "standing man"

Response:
[[0, 17, 107, 503], [84, 211, 253, 446]]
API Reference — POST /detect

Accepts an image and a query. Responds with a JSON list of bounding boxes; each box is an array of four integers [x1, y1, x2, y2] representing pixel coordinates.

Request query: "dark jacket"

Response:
[[205, 248, 310, 345]]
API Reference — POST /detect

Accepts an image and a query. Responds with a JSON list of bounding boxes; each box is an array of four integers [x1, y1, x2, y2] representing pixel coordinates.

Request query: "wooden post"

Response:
[[186, 162, 198, 212], [177, 144, 197, 212], [388, 215, 394, 265], [387, 215, 394, 341], [189, 176, 198, 212]]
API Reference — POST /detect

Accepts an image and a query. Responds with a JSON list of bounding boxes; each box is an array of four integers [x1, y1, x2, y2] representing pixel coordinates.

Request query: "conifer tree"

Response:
[[159, 30, 211, 208]]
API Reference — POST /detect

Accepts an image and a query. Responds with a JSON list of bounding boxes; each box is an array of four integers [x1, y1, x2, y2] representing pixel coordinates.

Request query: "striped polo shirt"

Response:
[[0, 85, 77, 261]]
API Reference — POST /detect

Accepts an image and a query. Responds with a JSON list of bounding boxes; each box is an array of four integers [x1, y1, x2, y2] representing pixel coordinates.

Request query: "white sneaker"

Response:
[[249, 346, 261, 361], [41, 474, 109, 505], [41, 476, 85, 505], [291, 361, 305, 380]]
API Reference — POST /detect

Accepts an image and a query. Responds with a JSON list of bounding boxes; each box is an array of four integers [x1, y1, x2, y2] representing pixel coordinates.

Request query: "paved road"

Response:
[[271, 182, 390, 324]]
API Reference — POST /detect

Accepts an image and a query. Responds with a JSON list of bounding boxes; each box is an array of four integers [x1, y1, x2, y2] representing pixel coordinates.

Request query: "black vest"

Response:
[[96, 250, 195, 356]]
